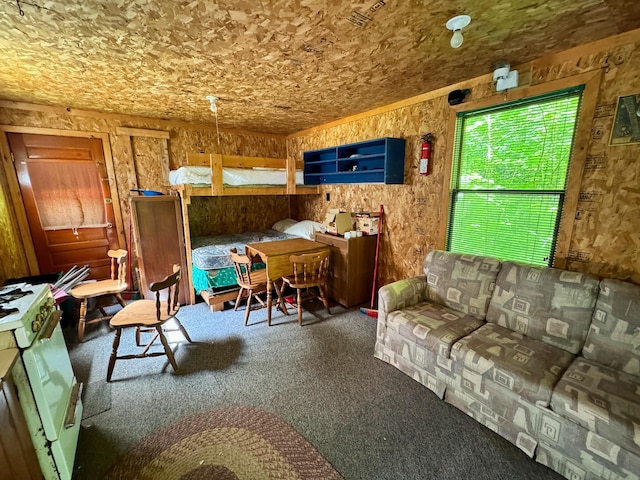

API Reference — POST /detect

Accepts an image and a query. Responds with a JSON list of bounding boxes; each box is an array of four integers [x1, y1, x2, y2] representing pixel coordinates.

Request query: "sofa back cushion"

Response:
[[486, 261, 599, 354], [582, 279, 640, 377], [423, 250, 501, 320]]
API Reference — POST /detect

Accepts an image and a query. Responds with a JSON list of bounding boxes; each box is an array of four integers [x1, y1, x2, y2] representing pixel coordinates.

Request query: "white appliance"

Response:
[[0, 283, 83, 480]]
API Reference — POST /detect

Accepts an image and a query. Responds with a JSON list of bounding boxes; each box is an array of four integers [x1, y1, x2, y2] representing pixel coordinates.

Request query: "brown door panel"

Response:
[[50, 246, 110, 264], [46, 229, 109, 244], [20, 146, 93, 161]]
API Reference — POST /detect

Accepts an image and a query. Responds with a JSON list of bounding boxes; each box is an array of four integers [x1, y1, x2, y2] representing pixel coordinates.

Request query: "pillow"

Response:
[[283, 220, 326, 240], [272, 218, 298, 232]]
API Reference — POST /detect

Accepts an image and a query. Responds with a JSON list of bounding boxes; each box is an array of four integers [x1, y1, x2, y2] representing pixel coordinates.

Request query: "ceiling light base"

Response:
[[446, 15, 471, 32]]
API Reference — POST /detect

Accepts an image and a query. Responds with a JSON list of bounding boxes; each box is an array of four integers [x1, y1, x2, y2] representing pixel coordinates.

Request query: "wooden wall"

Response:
[[0, 106, 287, 285], [289, 31, 640, 288], [1, 30, 639, 291]]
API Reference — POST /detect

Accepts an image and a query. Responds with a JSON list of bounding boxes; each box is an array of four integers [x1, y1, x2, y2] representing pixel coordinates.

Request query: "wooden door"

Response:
[[8, 133, 119, 280]]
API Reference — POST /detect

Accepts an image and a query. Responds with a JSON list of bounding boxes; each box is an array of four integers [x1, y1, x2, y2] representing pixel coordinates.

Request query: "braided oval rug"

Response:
[[104, 406, 344, 480]]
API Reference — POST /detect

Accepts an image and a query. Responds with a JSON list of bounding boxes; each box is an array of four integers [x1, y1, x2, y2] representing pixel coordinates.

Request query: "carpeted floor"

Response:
[[65, 298, 563, 480]]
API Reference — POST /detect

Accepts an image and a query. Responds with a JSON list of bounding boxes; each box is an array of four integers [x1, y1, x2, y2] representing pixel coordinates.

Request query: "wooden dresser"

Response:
[[315, 232, 377, 308], [130, 196, 189, 304]]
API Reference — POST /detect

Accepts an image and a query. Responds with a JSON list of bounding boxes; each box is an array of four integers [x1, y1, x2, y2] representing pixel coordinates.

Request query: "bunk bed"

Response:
[[170, 152, 319, 310]]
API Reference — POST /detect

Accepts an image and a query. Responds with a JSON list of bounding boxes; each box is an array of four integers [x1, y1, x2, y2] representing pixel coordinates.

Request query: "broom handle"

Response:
[[370, 204, 384, 309]]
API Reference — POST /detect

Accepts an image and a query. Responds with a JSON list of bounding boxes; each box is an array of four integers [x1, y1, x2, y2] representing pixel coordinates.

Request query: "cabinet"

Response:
[[303, 137, 405, 185], [130, 196, 189, 305], [315, 232, 377, 308], [0, 349, 42, 480]]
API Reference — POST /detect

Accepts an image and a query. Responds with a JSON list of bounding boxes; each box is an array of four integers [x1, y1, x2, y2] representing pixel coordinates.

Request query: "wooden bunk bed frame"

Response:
[[171, 152, 318, 310]]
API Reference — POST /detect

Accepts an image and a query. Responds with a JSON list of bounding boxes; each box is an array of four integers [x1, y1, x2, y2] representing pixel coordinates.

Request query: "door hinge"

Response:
[[10, 152, 15, 163], [104, 198, 112, 204]]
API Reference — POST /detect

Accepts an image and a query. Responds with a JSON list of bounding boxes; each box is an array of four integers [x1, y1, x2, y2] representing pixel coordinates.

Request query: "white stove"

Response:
[[0, 283, 55, 347], [0, 282, 83, 480]]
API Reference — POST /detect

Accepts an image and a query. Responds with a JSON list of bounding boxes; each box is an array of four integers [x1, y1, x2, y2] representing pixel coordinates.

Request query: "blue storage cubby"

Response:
[[303, 137, 405, 185]]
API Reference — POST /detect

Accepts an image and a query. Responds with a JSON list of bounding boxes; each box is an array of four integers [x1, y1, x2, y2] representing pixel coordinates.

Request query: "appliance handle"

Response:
[[64, 381, 83, 429], [38, 310, 62, 342]]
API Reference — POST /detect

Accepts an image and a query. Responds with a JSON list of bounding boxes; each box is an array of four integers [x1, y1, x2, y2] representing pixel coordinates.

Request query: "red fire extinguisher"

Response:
[[419, 133, 433, 176]]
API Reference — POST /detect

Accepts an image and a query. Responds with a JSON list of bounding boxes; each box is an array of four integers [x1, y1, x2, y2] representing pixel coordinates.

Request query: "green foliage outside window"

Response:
[[447, 90, 582, 266]]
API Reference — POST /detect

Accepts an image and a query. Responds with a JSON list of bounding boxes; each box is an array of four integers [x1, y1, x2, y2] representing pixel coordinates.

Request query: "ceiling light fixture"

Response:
[[446, 15, 471, 49]]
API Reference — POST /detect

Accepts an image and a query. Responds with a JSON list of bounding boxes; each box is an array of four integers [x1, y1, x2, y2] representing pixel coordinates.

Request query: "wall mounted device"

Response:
[[448, 89, 470, 105], [493, 62, 519, 92], [446, 15, 471, 49]]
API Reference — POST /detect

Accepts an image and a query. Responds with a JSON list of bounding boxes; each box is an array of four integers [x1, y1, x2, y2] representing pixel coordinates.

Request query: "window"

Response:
[[446, 88, 583, 266]]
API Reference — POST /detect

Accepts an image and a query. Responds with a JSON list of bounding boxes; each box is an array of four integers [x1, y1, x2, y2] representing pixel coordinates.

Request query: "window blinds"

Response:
[[446, 88, 583, 266]]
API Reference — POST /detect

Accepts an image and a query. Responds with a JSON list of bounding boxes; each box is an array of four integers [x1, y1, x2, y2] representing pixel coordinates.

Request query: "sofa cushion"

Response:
[[487, 261, 600, 354], [387, 301, 485, 358], [423, 250, 501, 320], [450, 323, 575, 406], [550, 358, 640, 457], [582, 279, 640, 377]]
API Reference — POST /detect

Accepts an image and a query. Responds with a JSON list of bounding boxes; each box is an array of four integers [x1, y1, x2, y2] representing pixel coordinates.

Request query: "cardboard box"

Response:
[[324, 209, 355, 235], [356, 212, 380, 235]]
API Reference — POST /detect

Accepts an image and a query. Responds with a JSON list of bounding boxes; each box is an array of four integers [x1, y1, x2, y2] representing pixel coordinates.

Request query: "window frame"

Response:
[[437, 70, 602, 269]]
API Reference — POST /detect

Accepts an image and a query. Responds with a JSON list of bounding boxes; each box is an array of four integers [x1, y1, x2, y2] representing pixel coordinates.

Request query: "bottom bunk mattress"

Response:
[[190, 229, 299, 291]]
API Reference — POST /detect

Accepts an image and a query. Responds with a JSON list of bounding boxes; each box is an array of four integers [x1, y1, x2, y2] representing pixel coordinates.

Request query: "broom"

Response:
[[360, 204, 384, 318]]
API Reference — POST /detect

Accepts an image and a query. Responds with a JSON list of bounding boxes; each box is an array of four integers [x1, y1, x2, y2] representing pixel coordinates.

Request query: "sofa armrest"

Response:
[[378, 275, 427, 325]]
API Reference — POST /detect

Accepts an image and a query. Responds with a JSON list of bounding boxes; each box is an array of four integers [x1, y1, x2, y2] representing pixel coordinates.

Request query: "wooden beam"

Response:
[[115, 126, 170, 139], [436, 107, 459, 250], [0, 100, 285, 139], [221, 155, 286, 169], [554, 71, 602, 269], [0, 132, 36, 274]]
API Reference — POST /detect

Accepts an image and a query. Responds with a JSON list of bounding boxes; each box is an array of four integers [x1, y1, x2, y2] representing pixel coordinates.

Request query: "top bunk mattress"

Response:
[[169, 166, 304, 186], [191, 229, 299, 270]]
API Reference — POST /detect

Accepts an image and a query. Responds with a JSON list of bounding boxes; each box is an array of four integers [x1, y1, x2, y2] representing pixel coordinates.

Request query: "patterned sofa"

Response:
[[373, 250, 640, 480]]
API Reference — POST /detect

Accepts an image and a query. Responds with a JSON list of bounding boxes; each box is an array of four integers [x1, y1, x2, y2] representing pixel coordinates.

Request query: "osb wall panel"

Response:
[[0, 175, 27, 284], [168, 129, 286, 169], [564, 44, 640, 282], [188, 196, 290, 238], [290, 39, 640, 287], [289, 101, 448, 289], [0, 106, 287, 278], [131, 136, 167, 192]]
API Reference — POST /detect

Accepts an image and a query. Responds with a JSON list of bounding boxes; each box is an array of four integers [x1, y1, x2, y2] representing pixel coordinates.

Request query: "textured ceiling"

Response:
[[1, 0, 640, 135]]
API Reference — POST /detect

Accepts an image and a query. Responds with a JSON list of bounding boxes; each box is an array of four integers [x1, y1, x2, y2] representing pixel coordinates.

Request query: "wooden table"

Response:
[[245, 238, 329, 325]]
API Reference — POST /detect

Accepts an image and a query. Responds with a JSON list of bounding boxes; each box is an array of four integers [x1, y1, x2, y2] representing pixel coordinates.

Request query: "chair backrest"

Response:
[[230, 248, 263, 288], [108, 249, 128, 286], [289, 250, 330, 286], [149, 265, 181, 321]]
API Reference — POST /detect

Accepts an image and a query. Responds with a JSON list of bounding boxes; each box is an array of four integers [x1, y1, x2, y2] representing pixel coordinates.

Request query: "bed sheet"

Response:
[[169, 166, 304, 186], [191, 229, 299, 271]]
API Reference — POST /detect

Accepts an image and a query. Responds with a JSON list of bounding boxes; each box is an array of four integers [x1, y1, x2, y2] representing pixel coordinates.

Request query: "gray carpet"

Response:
[[65, 298, 562, 480], [80, 380, 111, 420]]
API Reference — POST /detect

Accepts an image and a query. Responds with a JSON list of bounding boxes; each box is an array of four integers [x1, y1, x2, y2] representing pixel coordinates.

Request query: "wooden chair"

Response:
[[70, 249, 128, 342], [106, 266, 192, 382], [230, 248, 287, 326], [281, 250, 331, 325]]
